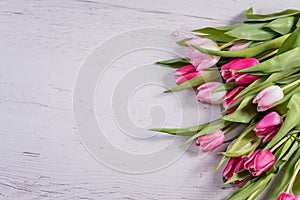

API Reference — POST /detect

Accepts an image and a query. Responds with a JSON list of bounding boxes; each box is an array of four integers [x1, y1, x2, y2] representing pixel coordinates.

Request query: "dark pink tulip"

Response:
[[186, 38, 220, 71], [220, 58, 259, 84], [254, 112, 282, 142], [196, 82, 226, 104], [253, 85, 284, 112], [223, 156, 248, 185], [244, 149, 275, 176], [174, 64, 199, 85], [277, 192, 297, 200], [196, 130, 224, 152], [223, 86, 245, 114], [229, 42, 251, 51]]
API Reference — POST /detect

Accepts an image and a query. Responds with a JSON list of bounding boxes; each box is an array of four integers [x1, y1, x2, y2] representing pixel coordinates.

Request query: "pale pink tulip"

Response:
[[223, 156, 248, 185], [220, 58, 259, 84], [254, 112, 282, 142], [196, 130, 224, 152], [223, 86, 245, 114], [277, 192, 297, 200], [229, 42, 251, 51], [253, 85, 284, 112], [186, 38, 220, 71], [244, 149, 275, 176], [196, 82, 226, 104], [174, 64, 199, 85]]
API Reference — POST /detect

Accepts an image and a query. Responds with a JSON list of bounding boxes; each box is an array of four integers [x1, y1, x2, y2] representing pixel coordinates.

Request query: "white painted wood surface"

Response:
[[1, 1, 300, 199]]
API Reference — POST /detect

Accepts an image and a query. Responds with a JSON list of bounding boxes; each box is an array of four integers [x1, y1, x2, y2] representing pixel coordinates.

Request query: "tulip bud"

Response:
[[223, 86, 245, 114], [244, 149, 275, 176], [223, 156, 248, 185], [220, 58, 259, 84], [186, 38, 220, 71], [196, 82, 226, 104], [196, 130, 224, 152], [254, 112, 282, 142], [253, 85, 284, 112], [229, 42, 251, 51], [174, 64, 199, 85], [277, 192, 296, 200]]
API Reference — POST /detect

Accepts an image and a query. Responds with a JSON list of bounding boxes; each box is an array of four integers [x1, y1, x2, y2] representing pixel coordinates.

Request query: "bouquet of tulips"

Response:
[[151, 8, 300, 200]]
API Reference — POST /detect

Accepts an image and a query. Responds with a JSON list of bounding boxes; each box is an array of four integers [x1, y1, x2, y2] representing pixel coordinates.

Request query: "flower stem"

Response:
[[258, 49, 278, 61], [222, 123, 239, 134], [270, 135, 290, 152], [286, 160, 300, 192], [219, 41, 236, 50], [282, 79, 300, 91]]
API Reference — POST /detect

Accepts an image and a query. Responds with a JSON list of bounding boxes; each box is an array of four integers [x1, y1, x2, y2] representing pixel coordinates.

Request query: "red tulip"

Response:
[[220, 58, 260, 84], [196, 82, 226, 104], [196, 130, 224, 152], [277, 192, 296, 200], [223, 156, 248, 185], [174, 64, 199, 85], [254, 112, 282, 142], [253, 85, 284, 112], [223, 86, 245, 114], [244, 149, 275, 176]]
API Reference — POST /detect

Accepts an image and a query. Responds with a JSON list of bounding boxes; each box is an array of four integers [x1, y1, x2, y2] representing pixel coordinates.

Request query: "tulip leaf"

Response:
[[164, 70, 220, 93], [176, 38, 192, 46], [292, 164, 300, 195], [224, 169, 250, 185], [192, 27, 237, 42], [274, 137, 294, 161], [276, 73, 300, 85], [215, 155, 227, 172], [191, 34, 288, 58], [264, 16, 297, 35], [269, 147, 300, 199], [264, 93, 300, 151], [225, 23, 278, 41], [223, 95, 258, 123], [239, 47, 300, 74], [155, 58, 190, 68], [244, 8, 300, 22], [277, 26, 300, 55], [213, 82, 236, 93]]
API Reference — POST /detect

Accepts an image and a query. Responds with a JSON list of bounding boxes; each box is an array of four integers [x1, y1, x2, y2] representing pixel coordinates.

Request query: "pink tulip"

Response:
[[277, 192, 297, 200], [254, 112, 282, 142], [223, 156, 248, 185], [253, 85, 284, 112], [220, 58, 260, 84], [196, 82, 226, 104], [174, 64, 199, 85], [196, 130, 224, 152], [223, 86, 245, 114], [229, 42, 251, 51], [244, 149, 275, 176], [186, 38, 220, 71]]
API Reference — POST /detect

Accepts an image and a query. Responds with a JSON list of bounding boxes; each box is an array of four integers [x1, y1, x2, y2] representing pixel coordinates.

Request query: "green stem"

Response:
[[222, 123, 239, 134], [286, 160, 300, 192], [270, 135, 290, 152], [258, 49, 278, 61], [219, 41, 236, 50], [282, 79, 300, 91]]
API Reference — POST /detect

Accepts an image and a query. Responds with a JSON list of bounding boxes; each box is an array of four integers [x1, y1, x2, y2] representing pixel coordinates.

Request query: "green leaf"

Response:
[[224, 170, 250, 184], [277, 26, 300, 55], [225, 23, 278, 41], [269, 147, 300, 199], [292, 165, 300, 195], [192, 27, 237, 42], [155, 58, 190, 68], [276, 73, 300, 84], [274, 137, 294, 161], [239, 47, 300, 74], [176, 38, 192, 46], [264, 93, 300, 150], [213, 82, 236, 93], [215, 155, 227, 172], [264, 16, 297, 35], [164, 70, 220, 93], [223, 95, 258, 123], [191, 34, 288, 58], [244, 8, 300, 22]]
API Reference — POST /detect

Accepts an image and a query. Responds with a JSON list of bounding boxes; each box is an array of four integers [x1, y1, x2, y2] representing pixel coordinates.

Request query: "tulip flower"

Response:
[[229, 42, 251, 51], [196, 130, 224, 152], [277, 192, 297, 200], [223, 156, 248, 185], [244, 149, 275, 176], [253, 85, 284, 112], [186, 38, 220, 71], [254, 112, 282, 142], [174, 64, 199, 85], [196, 82, 226, 104], [223, 86, 245, 114], [220, 58, 260, 84]]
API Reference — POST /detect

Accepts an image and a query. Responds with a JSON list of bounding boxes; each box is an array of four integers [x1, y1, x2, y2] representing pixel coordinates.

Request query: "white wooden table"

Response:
[[1, 1, 300, 199]]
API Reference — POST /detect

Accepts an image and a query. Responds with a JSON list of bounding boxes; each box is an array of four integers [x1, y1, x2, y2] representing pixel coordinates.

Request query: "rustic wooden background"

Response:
[[1, 0, 300, 199]]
